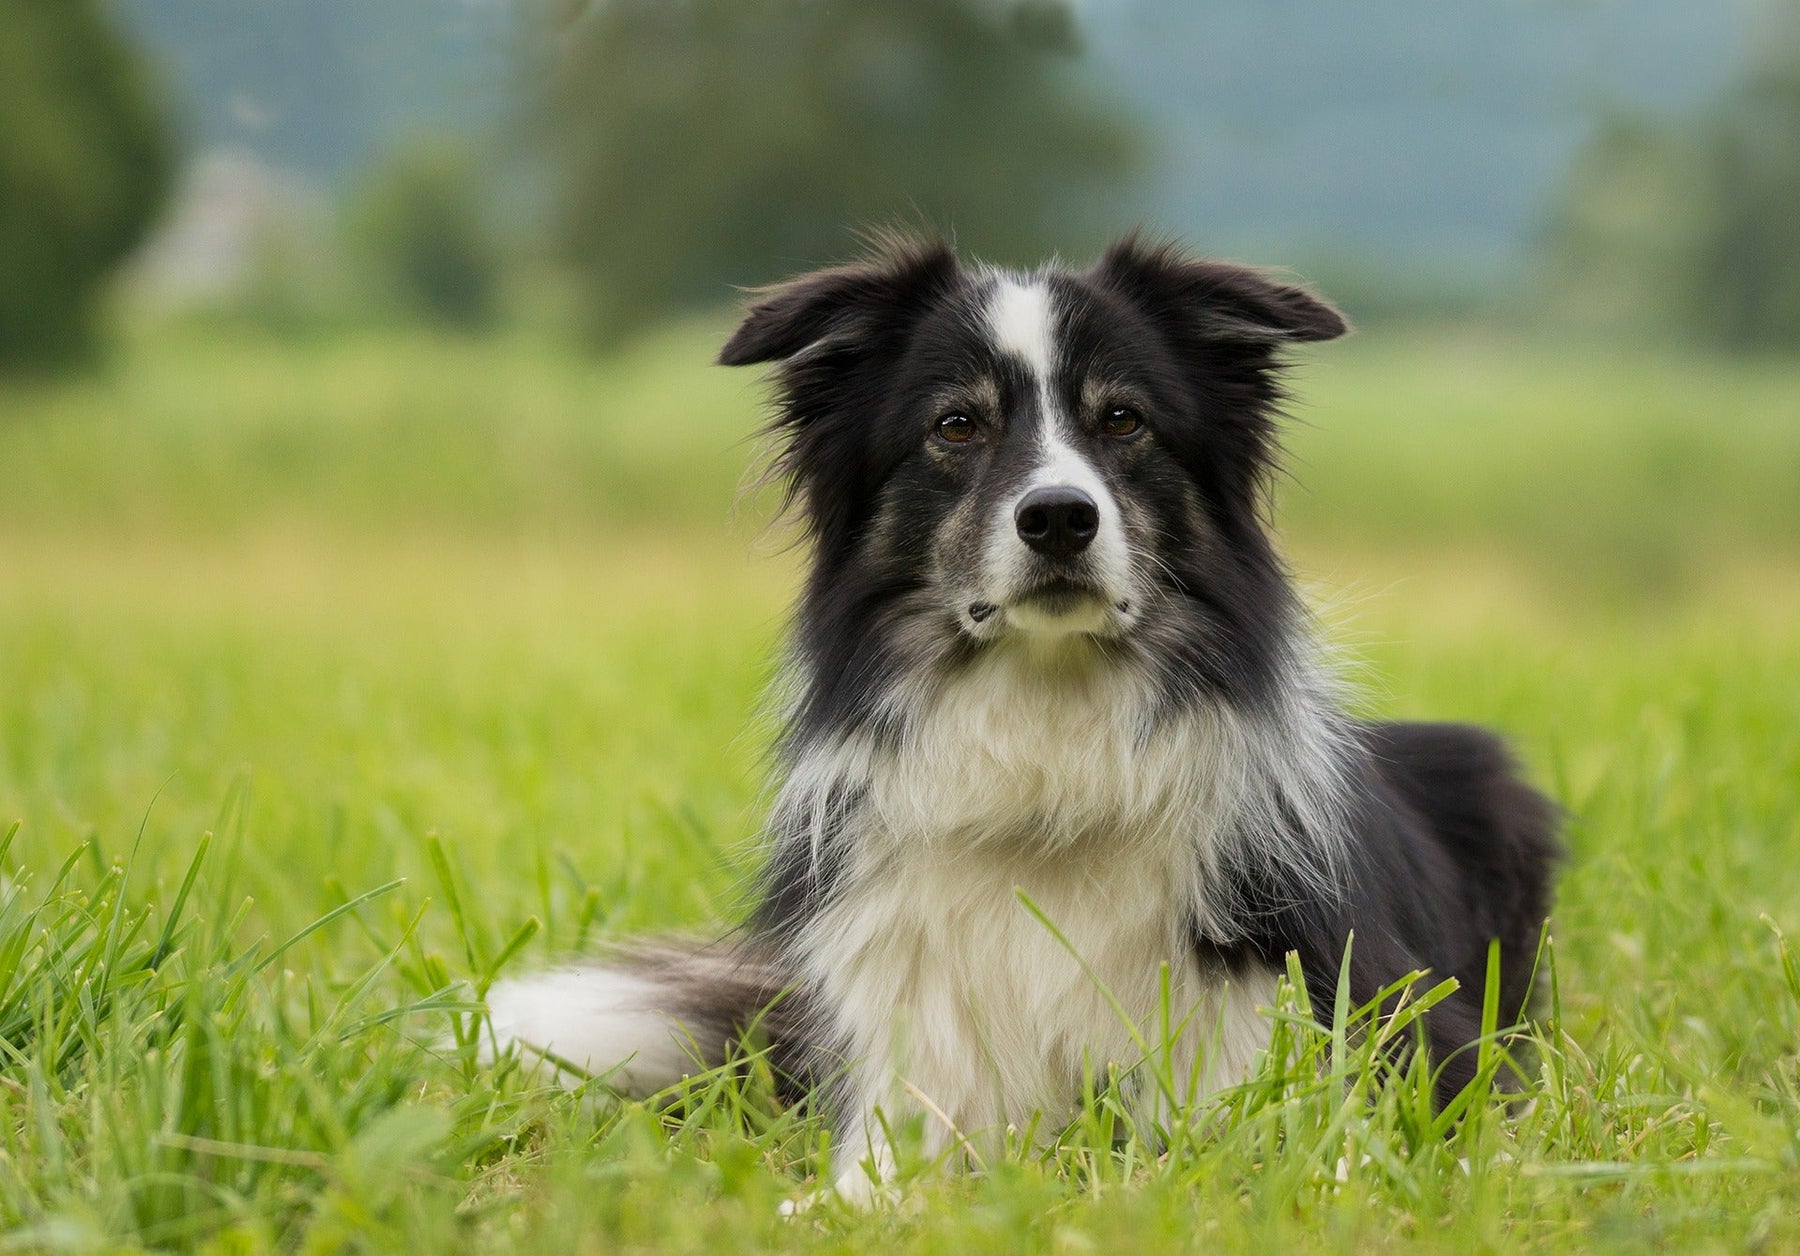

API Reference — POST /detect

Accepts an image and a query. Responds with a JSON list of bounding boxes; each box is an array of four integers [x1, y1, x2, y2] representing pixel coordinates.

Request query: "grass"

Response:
[[1, 321, 1798, 1251]]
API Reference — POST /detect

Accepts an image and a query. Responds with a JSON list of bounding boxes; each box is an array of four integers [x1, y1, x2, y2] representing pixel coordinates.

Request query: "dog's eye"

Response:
[[1101, 406, 1143, 438], [935, 413, 977, 444]]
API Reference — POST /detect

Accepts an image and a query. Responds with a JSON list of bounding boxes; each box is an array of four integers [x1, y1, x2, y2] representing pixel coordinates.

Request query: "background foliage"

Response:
[[1548, 11, 1800, 349], [344, 142, 504, 332], [533, 0, 1137, 342], [0, 0, 172, 367]]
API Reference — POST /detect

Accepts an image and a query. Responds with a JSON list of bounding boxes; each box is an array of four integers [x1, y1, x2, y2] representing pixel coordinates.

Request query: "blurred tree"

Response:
[[1547, 12, 1800, 351], [1691, 59, 1800, 349], [533, 0, 1140, 343], [0, 0, 174, 369], [346, 143, 504, 331]]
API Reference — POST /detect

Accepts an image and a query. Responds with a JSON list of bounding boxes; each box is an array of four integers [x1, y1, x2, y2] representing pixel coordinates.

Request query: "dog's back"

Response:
[[1362, 720, 1560, 1019]]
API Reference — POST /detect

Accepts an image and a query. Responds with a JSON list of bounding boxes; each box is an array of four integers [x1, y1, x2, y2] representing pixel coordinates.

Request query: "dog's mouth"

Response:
[[966, 578, 1132, 637], [1015, 577, 1114, 614]]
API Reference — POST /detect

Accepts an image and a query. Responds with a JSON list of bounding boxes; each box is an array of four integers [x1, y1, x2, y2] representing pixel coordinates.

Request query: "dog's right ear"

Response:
[[718, 235, 959, 366], [1092, 231, 1348, 346]]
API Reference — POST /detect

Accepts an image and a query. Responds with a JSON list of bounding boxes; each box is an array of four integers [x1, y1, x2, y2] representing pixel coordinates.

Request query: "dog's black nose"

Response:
[[1015, 486, 1099, 559]]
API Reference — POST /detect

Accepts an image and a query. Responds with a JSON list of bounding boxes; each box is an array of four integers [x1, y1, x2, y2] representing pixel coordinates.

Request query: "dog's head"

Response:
[[722, 232, 1345, 719]]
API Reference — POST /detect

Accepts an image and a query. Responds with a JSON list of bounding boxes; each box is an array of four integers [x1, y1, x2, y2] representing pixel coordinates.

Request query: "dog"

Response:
[[485, 232, 1559, 1205]]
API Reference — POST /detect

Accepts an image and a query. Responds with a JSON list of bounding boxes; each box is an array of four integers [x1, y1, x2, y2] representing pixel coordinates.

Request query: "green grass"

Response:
[[1, 323, 1798, 1251]]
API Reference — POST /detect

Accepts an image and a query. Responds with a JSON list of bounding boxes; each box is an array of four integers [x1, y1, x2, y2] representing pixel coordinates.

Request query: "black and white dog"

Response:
[[487, 234, 1558, 1203]]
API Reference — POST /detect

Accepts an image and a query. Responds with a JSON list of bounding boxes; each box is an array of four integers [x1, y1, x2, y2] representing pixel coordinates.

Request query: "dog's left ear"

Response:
[[718, 235, 959, 366], [1091, 233, 1348, 345]]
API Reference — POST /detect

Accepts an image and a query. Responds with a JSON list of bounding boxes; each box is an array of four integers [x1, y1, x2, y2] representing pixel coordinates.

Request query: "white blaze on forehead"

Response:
[[984, 276, 1103, 491], [985, 277, 1056, 386]]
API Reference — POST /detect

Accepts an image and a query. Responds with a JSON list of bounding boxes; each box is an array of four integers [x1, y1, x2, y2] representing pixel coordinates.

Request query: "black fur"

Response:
[[493, 233, 1560, 1145], [1202, 722, 1560, 1098], [719, 232, 1558, 1110]]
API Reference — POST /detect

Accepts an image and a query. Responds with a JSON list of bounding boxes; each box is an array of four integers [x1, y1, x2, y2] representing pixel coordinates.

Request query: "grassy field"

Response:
[[1, 322, 1798, 1252]]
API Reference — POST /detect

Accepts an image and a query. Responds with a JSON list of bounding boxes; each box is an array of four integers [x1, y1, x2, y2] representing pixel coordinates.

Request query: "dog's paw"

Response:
[[777, 1166, 902, 1217]]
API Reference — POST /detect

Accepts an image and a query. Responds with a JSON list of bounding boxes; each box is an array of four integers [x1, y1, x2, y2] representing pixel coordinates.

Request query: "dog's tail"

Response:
[[484, 939, 798, 1097]]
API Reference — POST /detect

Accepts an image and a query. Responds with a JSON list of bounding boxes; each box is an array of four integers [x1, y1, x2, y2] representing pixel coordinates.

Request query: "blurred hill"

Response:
[[1088, 0, 1746, 284], [116, 0, 1750, 295]]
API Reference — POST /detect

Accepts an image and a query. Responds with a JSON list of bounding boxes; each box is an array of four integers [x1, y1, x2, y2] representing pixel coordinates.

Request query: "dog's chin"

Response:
[[964, 579, 1133, 641]]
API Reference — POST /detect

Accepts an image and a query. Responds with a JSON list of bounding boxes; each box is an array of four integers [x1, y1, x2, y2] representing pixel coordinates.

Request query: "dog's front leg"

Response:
[[826, 1107, 901, 1208], [777, 1102, 899, 1215], [785, 1046, 955, 1215]]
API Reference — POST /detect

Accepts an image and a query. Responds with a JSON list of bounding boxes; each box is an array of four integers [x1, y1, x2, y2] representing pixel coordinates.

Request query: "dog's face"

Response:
[[722, 234, 1345, 722]]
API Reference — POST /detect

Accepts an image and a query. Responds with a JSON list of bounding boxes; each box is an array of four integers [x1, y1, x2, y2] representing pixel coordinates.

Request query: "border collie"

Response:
[[486, 233, 1559, 1204]]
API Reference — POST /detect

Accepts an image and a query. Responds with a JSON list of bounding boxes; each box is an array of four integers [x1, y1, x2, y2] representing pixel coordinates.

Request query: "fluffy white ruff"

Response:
[[778, 637, 1351, 933], [484, 967, 702, 1094], [774, 638, 1346, 1196]]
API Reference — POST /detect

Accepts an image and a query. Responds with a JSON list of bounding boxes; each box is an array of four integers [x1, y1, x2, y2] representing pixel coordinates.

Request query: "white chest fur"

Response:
[[800, 840, 1277, 1155], [783, 644, 1282, 1156]]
